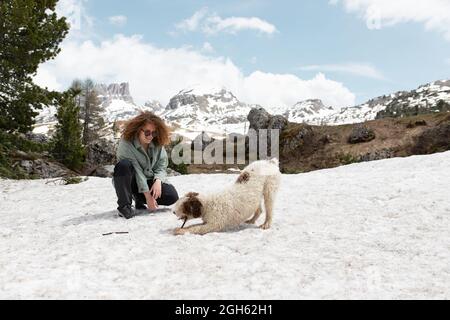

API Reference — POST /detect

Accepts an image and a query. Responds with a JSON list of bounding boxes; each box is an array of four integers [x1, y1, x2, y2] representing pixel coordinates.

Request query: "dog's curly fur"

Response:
[[173, 158, 281, 235]]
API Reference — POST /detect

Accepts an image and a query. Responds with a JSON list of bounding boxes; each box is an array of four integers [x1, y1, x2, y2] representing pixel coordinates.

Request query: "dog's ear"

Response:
[[185, 192, 199, 198], [236, 171, 250, 184], [182, 195, 203, 218]]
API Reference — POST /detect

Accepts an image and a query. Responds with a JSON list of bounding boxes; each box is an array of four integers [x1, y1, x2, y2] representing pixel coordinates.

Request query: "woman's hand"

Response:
[[144, 190, 159, 210], [150, 179, 162, 199], [146, 196, 158, 211]]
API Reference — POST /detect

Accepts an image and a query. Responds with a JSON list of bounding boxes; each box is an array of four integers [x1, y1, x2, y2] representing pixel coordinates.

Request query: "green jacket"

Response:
[[116, 137, 169, 193]]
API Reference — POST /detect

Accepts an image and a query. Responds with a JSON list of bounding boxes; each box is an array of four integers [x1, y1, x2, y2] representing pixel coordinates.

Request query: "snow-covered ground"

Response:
[[1, 152, 449, 299]]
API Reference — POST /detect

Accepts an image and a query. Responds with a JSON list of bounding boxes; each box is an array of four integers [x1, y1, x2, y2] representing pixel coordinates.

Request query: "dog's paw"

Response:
[[173, 227, 187, 236], [259, 222, 271, 230]]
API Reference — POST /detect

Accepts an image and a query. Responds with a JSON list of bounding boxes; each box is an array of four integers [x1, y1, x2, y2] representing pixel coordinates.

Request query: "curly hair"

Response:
[[121, 111, 171, 146]]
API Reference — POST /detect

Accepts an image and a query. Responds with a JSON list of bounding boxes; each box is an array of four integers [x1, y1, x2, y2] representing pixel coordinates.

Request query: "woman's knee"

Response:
[[114, 159, 134, 176], [161, 184, 179, 205]]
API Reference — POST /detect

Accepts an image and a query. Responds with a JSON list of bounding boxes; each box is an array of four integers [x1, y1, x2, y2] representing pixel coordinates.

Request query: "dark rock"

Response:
[[85, 139, 117, 166], [90, 165, 114, 178], [348, 125, 376, 144], [16, 159, 75, 178], [246, 108, 288, 159], [25, 132, 49, 144], [167, 93, 197, 110], [268, 115, 288, 131], [411, 122, 450, 154], [319, 134, 331, 144], [406, 120, 427, 128], [281, 126, 315, 154], [81, 138, 118, 177], [248, 107, 271, 130], [358, 148, 394, 162], [247, 108, 288, 131]]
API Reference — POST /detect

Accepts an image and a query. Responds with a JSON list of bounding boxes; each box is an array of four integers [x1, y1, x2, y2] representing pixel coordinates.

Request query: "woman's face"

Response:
[[138, 122, 157, 146]]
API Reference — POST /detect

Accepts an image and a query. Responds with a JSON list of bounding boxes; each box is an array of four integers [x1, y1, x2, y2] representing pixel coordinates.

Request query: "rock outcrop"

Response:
[[348, 125, 376, 144], [95, 82, 134, 105]]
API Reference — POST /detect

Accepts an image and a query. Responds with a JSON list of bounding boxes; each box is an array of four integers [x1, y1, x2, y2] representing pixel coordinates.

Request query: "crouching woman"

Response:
[[113, 111, 179, 219]]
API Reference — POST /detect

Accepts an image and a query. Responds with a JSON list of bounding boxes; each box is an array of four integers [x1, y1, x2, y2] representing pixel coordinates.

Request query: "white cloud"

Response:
[[34, 34, 355, 108], [175, 7, 209, 32], [56, 0, 94, 37], [330, 0, 450, 40], [204, 16, 277, 35], [299, 63, 386, 80], [109, 15, 127, 27], [175, 8, 277, 35], [33, 68, 63, 91], [242, 71, 355, 108], [201, 42, 214, 53], [446, 58, 450, 65]]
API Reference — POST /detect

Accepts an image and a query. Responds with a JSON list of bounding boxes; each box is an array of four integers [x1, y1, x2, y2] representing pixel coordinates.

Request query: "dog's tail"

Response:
[[269, 157, 279, 167]]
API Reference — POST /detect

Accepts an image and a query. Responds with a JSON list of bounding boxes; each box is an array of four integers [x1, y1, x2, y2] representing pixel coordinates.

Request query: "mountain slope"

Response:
[[33, 82, 163, 136], [161, 85, 253, 137], [315, 79, 450, 125], [288, 99, 338, 125]]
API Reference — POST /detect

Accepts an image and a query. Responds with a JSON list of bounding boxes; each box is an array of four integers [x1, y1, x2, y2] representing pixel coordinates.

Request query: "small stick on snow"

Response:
[[102, 232, 129, 236]]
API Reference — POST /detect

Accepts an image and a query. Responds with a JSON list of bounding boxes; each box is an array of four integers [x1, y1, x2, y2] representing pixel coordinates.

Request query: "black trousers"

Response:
[[113, 159, 179, 208]]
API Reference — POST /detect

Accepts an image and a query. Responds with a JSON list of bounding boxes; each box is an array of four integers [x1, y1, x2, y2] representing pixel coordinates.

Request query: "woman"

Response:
[[113, 111, 179, 219]]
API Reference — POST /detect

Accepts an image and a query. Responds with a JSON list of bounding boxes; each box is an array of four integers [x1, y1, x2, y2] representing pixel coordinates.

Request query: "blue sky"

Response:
[[35, 0, 450, 108]]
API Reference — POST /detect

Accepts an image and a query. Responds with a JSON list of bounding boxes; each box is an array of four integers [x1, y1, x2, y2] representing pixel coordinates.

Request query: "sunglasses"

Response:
[[141, 129, 158, 138]]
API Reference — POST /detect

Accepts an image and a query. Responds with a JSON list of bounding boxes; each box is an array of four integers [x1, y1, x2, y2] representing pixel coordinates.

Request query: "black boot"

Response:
[[117, 204, 135, 219], [132, 193, 147, 210]]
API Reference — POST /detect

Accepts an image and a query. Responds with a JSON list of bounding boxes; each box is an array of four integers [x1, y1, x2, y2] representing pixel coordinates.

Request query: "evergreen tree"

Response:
[[70, 79, 105, 145], [0, 0, 69, 133], [71, 79, 83, 109], [51, 90, 85, 171]]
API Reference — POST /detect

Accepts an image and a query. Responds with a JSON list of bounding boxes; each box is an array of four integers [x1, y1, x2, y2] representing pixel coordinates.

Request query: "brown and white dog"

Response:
[[172, 158, 281, 235]]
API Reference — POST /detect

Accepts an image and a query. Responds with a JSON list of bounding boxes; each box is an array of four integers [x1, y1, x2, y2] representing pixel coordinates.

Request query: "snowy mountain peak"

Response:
[[162, 86, 250, 135], [293, 99, 333, 113], [288, 99, 336, 124], [94, 82, 134, 104], [144, 99, 165, 114], [288, 79, 450, 126], [177, 84, 230, 97], [166, 85, 240, 111]]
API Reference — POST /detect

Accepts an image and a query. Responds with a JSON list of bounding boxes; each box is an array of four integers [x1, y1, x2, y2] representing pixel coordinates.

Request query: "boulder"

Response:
[[16, 159, 75, 178], [90, 165, 114, 178], [411, 121, 450, 154], [358, 148, 394, 162], [348, 125, 376, 144], [281, 126, 315, 154], [85, 138, 117, 166], [248, 107, 271, 130], [78, 138, 118, 177]]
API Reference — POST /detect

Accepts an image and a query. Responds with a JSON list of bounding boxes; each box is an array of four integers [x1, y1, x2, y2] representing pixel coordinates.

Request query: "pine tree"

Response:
[[71, 79, 83, 110], [71, 79, 105, 145], [0, 0, 69, 133], [51, 90, 85, 171]]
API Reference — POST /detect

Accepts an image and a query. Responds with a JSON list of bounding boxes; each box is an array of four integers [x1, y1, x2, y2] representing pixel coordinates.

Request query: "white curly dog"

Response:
[[172, 158, 281, 235]]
